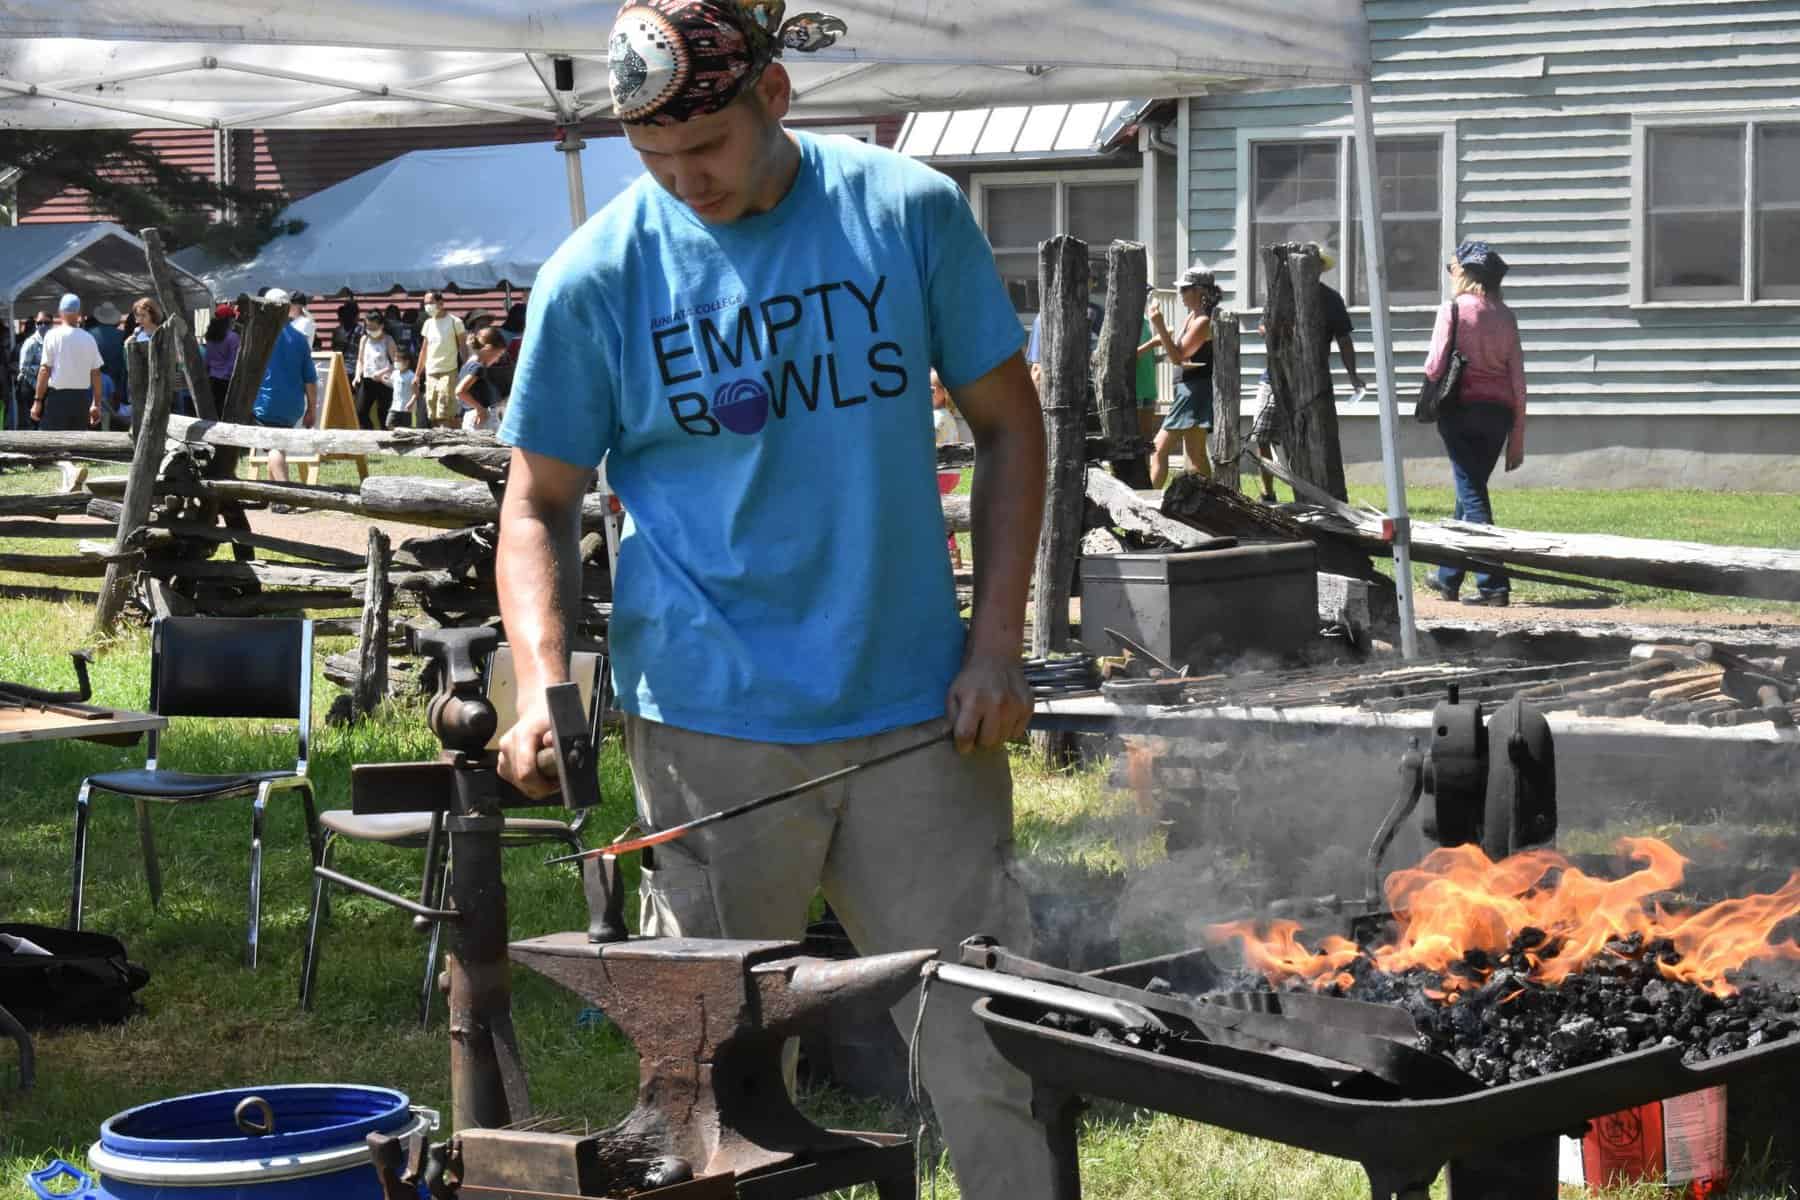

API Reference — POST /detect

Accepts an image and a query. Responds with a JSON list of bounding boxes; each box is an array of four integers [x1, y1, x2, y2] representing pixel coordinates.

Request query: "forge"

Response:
[[944, 686, 1800, 1199]]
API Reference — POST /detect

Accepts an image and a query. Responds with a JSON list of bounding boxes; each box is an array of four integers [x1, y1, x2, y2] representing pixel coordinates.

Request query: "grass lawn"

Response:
[[1, 462, 1796, 1196], [947, 464, 1800, 619], [1342, 482, 1800, 617], [2, 595, 1796, 1200]]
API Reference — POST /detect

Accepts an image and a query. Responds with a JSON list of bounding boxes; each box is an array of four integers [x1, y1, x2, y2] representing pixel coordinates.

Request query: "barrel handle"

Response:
[[27, 1160, 95, 1200], [233, 1095, 276, 1137]]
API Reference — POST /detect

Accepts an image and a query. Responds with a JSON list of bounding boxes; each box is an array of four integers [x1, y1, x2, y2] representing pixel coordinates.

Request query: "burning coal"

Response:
[[1210, 837, 1800, 999], [1205, 837, 1800, 1084]]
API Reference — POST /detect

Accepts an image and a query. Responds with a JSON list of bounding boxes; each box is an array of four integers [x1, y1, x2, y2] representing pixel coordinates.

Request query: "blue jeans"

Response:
[[1433, 402, 1513, 598]]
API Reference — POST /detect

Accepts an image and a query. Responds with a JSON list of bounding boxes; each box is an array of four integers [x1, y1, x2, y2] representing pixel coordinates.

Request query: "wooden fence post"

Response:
[[1262, 242, 1348, 501], [1208, 309, 1242, 489], [94, 325, 176, 635], [125, 338, 150, 443], [140, 228, 218, 422], [1030, 235, 1090, 660], [354, 526, 391, 717], [1094, 240, 1151, 489]]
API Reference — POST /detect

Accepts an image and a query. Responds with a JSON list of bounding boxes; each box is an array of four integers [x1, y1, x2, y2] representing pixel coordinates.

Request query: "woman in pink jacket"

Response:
[[1423, 240, 1526, 607]]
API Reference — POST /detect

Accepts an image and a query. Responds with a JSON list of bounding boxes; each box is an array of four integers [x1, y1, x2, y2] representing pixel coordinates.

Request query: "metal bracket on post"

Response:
[[555, 124, 588, 231]]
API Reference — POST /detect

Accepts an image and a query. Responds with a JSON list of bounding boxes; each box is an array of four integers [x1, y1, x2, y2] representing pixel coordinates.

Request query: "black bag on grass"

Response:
[[0, 924, 149, 1029]]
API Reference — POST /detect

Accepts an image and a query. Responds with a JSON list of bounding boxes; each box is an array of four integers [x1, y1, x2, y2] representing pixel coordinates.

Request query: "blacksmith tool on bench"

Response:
[[0, 650, 108, 720]]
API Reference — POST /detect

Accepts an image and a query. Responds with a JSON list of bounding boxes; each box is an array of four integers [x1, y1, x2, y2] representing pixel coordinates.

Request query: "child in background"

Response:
[[388, 348, 417, 429], [930, 368, 959, 446]]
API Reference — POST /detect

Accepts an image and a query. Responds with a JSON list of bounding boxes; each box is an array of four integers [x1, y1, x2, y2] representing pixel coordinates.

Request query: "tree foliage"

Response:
[[0, 129, 302, 258]]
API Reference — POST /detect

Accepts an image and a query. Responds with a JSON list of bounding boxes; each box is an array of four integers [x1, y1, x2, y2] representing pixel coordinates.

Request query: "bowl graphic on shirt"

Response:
[[713, 377, 770, 435]]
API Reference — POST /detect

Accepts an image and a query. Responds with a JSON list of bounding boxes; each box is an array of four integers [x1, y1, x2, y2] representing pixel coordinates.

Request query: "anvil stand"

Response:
[[346, 627, 920, 1200], [335, 625, 606, 1134]]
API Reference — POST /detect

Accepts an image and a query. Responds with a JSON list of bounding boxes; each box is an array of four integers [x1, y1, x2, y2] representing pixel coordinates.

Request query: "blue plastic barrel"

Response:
[[68, 1085, 434, 1200]]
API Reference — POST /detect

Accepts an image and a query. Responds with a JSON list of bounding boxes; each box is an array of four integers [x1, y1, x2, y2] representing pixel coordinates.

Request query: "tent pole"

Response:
[[557, 126, 588, 231], [1350, 80, 1418, 660]]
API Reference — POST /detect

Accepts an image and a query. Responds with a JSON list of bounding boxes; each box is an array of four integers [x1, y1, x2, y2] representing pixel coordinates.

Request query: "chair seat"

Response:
[[321, 810, 580, 848], [86, 768, 296, 800]]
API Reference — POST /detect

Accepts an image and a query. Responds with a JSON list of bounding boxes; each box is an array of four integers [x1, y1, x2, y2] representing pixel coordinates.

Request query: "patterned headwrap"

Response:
[[1454, 239, 1509, 285], [609, 0, 848, 126]]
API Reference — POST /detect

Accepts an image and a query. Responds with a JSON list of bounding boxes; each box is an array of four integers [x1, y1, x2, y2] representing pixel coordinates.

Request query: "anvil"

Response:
[[510, 933, 933, 1180]]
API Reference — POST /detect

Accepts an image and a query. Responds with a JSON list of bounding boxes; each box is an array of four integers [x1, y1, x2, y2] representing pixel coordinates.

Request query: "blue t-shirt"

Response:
[[502, 132, 1023, 743], [254, 325, 318, 426]]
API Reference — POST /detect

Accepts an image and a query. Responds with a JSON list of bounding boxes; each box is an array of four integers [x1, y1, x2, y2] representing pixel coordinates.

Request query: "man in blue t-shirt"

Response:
[[253, 288, 319, 483], [492, 3, 1049, 1195]]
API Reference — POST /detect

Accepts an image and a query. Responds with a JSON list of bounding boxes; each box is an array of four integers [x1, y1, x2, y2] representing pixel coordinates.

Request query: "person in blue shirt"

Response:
[[253, 288, 318, 484], [491, 3, 1050, 1196]]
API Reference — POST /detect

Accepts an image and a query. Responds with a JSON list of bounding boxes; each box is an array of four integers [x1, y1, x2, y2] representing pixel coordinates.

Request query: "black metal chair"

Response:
[[298, 645, 606, 1025], [68, 617, 320, 969]]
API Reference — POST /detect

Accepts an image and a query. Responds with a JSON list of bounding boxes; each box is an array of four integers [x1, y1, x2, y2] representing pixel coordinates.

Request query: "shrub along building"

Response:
[[922, 0, 1799, 492]]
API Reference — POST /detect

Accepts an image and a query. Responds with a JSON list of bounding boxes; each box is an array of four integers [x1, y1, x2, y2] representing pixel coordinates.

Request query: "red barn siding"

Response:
[[18, 129, 218, 224]]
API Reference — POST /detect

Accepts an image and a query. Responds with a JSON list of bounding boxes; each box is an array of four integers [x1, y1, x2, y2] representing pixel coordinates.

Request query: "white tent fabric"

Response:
[[0, 1, 1417, 656], [175, 139, 648, 298], [0, 3, 1367, 129], [0, 221, 211, 313]]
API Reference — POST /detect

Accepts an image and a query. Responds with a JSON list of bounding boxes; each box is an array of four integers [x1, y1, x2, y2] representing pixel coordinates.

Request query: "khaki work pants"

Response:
[[625, 714, 1065, 1200]]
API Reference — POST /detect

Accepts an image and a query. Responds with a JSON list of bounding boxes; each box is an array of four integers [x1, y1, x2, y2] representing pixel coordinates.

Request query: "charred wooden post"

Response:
[[1262, 243, 1347, 501], [95, 324, 178, 634], [209, 295, 291, 483], [1094, 241, 1151, 490], [125, 338, 150, 442], [1207, 309, 1242, 489], [354, 527, 392, 718], [1031, 235, 1090, 659], [141, 229, 217, 422]]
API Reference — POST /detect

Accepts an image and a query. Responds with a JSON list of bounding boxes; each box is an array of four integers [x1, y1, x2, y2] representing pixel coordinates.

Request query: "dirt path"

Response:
[[1410, 591, 1800, 631], [246, 507, 427, 555]]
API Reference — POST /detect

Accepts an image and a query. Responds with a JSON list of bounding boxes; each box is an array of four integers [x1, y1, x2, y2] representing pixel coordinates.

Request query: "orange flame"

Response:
[[1207, 837, 1800, 1000]]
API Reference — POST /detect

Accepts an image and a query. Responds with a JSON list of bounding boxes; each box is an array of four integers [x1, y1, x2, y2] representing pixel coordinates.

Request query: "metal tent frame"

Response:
[[0, 5, 1417, 655]]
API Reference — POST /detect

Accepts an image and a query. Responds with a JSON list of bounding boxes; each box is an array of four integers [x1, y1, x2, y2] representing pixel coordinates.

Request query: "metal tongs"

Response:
[[936, 939, 1478, 1097]]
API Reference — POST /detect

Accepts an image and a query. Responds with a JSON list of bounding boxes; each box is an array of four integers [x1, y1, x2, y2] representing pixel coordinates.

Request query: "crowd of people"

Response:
[[3, 288, 528, 436]]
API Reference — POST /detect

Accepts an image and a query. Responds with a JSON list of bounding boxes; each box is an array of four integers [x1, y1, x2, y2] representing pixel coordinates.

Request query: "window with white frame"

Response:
[[1244, 133, 1448, 308], [972, 172, 1139, 313], [1640, 118, 1800, 302]]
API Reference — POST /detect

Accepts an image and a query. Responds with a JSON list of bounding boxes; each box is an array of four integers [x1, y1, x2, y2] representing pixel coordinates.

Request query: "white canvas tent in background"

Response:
[[0, 1, 1418, 655], [0, 222, 210, 316], [175, 140, 649, 300]]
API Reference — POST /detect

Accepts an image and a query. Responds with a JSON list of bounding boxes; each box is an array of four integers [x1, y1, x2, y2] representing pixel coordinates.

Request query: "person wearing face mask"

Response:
[[412, 291, 466, 429], [12, 311, 53, 430], [352, 311, 400, 429], [457, 327, 508, 432]]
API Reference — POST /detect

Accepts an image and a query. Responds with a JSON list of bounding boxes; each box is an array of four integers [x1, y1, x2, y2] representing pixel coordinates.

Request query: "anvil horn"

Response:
[[752, 948, 936, 1033]]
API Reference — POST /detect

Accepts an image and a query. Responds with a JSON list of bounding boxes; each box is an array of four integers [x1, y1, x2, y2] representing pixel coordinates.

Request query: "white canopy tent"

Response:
[[0, 220, 210, 325], [0, 1, 1417, 655], [175, 139, 649, 299]]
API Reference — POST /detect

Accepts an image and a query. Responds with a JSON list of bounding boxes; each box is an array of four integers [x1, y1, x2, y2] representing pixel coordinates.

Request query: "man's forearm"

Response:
[[966, 416, 1045, 660], [497, 486, 579, 697]]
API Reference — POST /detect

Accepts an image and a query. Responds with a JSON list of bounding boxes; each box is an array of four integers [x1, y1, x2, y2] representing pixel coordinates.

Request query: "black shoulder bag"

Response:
[[0, 924, 150, 1029], [1414, 301, 1465, 423]]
